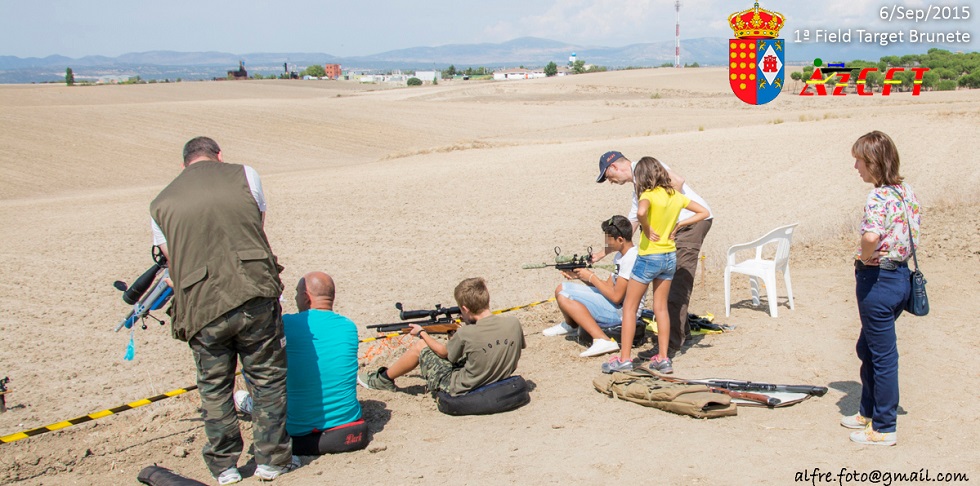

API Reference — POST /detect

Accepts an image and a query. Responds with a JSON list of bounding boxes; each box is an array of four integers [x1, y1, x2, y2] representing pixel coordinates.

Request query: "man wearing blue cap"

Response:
[[594, 151, 713, 355]]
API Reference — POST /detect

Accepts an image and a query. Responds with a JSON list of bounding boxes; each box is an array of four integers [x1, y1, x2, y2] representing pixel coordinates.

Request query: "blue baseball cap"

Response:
[[596, 151, 625, 183]]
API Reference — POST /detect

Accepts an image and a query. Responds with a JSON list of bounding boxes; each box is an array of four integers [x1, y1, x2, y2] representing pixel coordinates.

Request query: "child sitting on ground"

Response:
[[358, 277, 526, 396], [544, 215, 642, 358]]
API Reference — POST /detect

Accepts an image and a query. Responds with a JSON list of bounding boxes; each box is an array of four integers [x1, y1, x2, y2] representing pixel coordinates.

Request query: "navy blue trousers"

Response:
[[855, 265, 909, 433]]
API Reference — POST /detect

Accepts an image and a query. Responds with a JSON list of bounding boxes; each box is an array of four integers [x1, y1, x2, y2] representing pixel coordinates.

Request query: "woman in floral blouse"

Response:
[[842, 130, 920, 446]]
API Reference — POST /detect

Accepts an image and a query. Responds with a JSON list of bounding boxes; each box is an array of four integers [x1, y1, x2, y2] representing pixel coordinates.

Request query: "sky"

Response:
[[1, 0, 976, 58]]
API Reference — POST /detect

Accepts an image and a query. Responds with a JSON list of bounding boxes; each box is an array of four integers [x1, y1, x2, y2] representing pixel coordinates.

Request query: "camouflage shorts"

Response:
[[418, 347, 453, 392]]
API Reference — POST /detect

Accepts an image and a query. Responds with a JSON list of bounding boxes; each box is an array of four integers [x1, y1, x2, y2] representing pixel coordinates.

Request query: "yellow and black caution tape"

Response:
[[491, 297, 556, 315], [1, 385, 195, 444], [359, 331, 408, 344], [0, 372, 241, 445]]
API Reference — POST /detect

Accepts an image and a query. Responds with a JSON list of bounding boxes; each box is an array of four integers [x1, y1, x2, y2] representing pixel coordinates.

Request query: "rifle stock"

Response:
[[706, 387, 781, 407], [367, 321, 461, 335]]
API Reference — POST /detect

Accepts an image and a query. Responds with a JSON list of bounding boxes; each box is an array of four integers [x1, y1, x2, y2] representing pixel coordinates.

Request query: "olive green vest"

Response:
[[151, 161, 283, 341]]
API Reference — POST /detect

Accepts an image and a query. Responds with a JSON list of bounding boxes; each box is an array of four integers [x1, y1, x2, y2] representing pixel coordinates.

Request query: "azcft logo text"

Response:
[[800, 67, 930, 96]]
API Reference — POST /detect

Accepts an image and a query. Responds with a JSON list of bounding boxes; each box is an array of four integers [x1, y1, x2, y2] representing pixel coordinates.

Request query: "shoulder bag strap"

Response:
[[887, 185, 920, 272]]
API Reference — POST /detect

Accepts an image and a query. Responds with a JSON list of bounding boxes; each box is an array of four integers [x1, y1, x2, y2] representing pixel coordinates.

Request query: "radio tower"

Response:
[[674, 1, 681, 68]]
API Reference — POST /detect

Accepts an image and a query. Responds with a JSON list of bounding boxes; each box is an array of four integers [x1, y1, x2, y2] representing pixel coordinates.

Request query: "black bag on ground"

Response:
[[577, 321, 646, 348], [291, 418, 370, 455], [436, 375, 530, 416], [137, 465, 208, 486]]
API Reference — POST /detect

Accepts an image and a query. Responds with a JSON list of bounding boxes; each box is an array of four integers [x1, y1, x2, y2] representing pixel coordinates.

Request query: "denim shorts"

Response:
[[630, 252, 676, 284], [558, 282, 623, 325]]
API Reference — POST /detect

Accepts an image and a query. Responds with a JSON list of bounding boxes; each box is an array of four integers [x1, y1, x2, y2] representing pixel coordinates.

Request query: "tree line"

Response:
[[791, 48, 980, 91]]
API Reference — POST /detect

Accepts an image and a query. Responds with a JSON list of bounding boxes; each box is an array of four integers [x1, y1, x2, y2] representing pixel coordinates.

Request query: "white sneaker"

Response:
[[217, 467, 242, 485], [543, 322, 575, 336], [233, 390, 253, 415], [840, 413, 870, 429], [255, 456, 301, 481], [580, 338, 620, 357]]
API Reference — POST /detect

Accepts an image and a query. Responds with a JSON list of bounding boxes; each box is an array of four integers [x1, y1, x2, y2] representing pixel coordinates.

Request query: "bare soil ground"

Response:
[[1, 69, 978, 485]]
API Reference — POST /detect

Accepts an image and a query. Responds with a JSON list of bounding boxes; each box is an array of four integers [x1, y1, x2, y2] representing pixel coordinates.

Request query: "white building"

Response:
[[414, 71, 442, 82], [493, 68, 548, 81]]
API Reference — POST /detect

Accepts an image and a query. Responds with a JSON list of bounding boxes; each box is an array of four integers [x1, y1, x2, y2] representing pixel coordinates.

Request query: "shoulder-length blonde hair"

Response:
[[852, 130, 903, 187], [633, 156, 673, 195]]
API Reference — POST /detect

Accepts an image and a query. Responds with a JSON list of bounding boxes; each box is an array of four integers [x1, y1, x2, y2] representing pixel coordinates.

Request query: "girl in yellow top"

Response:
[[602, 157, 710, 375]]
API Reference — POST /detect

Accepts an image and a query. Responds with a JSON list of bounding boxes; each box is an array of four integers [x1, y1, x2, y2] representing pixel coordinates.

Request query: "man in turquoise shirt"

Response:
[[236, 271, 368, 455]]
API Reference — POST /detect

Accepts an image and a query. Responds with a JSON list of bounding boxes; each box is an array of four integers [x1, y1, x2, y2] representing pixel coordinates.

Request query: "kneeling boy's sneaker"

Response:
[[357, 367, 396, 391], [849, 427, 897, 446], [840, 413, 870, 429], [580, 338, 619, 358], [543, 321, 575, 337], [217, 467, 242, 485], [601, 356, 633, 374], [255, 455, 301, 481], [648, 356, 673, 374]]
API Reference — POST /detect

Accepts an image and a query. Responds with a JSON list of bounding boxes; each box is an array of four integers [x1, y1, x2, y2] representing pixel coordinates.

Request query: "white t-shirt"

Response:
[[628, 160, 712, 224], [151, 165, 265, 246], [614, 246, 638, 281], [612, 246, 646, 309]]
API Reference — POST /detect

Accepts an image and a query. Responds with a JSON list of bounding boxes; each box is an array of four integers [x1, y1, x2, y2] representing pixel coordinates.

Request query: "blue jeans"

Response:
[[855, 265, 909, 433], [559, 282, 623, 325], [630, 252, 676, 285]]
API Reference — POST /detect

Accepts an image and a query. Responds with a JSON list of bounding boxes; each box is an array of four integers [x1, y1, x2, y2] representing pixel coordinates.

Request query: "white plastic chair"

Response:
[[724, 223, 798, 318]]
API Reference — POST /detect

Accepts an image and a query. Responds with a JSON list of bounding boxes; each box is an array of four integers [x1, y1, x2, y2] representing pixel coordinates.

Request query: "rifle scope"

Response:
[[121, 263, 163, 305], [118, 246, 168, 305], [395, 302, 461, 321]]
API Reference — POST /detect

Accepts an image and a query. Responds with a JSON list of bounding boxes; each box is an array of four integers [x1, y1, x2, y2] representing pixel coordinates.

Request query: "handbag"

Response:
[[889, 186, 928, 316]]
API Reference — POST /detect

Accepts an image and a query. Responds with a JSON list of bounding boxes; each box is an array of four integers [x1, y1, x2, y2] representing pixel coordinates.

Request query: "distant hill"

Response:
[[0, 35, 950, 83], [0, 37, 732, 83]]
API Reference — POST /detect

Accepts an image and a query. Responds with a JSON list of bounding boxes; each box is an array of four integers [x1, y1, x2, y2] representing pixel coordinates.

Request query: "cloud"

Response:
[[484, 0, 679, 46]]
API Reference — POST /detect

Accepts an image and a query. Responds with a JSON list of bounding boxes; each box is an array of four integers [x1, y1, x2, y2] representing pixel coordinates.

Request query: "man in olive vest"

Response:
[[150, 136, 297, 484]]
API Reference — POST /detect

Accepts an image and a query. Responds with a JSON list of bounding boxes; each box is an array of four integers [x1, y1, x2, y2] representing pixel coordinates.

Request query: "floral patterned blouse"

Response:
[[856, 182, 920, 262]]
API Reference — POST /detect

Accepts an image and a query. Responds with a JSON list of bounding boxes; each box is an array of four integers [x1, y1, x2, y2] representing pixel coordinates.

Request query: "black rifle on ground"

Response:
[[366, 303, 463, 335], [114, 246, 172, 332], [630, 367, 780, 407], [657, 374, 828, 397], [523, 246, 614, 271]]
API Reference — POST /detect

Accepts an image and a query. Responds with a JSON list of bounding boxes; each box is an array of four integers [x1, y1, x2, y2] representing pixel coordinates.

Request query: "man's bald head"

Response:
[[295, 271, 336, 311]]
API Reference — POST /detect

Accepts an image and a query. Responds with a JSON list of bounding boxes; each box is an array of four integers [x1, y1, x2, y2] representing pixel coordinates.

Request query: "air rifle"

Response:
[[657, 374, 828, 397], [523, 246, 614, 271], [366, 303, 462, 335], [630, 367, 780, 407], [113, 246, 172, 332]]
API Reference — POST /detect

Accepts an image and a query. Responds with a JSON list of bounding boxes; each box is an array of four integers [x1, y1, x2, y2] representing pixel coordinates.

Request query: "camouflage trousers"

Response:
[[188, 297, 291, 477], [418, 347, 454, 393]]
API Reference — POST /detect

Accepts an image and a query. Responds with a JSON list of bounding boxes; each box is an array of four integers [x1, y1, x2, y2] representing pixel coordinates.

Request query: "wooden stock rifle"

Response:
[[366, 303, 463, 336], [631, 367, 780, 407]]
